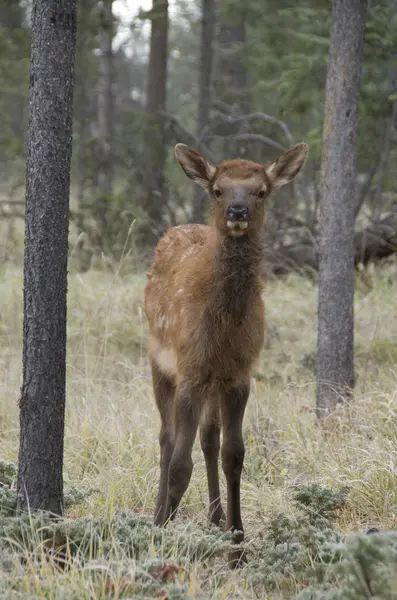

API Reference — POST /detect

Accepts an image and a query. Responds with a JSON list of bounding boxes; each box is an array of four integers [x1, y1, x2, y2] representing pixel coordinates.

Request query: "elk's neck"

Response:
[[210, 231, 265, 321]]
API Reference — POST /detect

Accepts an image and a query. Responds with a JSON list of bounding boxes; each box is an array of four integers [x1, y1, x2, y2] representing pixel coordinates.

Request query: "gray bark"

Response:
[[316, 0, 367, 417], [145, 0, 168, 245], [17, 0, 76, 513], [193, 0, 216, 224]]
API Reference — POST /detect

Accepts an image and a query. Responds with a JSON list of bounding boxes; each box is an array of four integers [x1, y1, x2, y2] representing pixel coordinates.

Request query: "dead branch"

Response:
[[212, 111, 294, 147], [160, 111, 217, 162], [208, 132, 286, 152], [266, 210, 397, 275]]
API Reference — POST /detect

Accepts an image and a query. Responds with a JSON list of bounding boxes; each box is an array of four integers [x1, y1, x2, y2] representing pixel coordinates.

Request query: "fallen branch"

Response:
[[266, 210, 397, 275]]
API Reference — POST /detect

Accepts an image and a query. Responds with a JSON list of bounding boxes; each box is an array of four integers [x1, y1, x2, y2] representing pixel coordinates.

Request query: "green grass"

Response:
[[1, 258, 397, 598]]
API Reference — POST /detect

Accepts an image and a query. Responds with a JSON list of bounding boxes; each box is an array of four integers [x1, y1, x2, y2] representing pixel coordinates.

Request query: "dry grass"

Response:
[[0, 256, 397, 598]]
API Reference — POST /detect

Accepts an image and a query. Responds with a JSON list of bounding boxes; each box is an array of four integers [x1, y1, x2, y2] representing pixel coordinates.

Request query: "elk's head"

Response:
[[175, 143, 309, 238]]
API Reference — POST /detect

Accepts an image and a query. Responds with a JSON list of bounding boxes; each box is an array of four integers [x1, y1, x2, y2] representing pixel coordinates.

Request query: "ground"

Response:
[[0, 259, 397, 598]]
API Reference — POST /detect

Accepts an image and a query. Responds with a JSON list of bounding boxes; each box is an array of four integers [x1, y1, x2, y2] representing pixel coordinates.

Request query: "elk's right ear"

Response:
[[174, 144, 216, 188]]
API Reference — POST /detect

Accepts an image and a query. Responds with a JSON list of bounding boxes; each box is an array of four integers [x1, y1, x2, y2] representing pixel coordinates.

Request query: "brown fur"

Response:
[[144, 142, 309, 567]]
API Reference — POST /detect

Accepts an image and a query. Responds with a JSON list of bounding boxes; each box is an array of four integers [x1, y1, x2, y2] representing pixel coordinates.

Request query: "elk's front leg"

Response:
[[220, 380, 249, 568], [162, 381, 203, 524], [199, 402, 225, 526]]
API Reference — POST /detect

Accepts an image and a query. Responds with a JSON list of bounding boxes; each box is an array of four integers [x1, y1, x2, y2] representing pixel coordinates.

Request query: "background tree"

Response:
[[316, 0, 367, 418], [215, 1, 249, 115], [0, 0, 397, 266], [17, 0, 77, 513], [144, 0, 169, 245], [96, 0, 114, 198], [193, 0, 216, 224]]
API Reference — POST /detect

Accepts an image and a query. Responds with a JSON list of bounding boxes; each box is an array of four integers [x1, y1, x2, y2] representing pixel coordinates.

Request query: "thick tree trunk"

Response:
[[144, 0, 168, 245], [97, 0, 113, 198], [17, 0, 76, 514], [193, 0, 216, 224], [316, 0, 367, 418]]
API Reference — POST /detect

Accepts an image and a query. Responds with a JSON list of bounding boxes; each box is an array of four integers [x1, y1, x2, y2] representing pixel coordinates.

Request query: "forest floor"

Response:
[[1, 259, 397, 598]]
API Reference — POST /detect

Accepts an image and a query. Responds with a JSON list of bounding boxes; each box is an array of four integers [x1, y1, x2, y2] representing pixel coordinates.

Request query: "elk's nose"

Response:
[[227, 203, 249, 221]]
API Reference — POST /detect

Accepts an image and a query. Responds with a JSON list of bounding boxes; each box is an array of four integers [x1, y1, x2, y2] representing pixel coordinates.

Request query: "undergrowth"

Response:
[[1, 260, 397, 597], [1, 469, 397, 598]]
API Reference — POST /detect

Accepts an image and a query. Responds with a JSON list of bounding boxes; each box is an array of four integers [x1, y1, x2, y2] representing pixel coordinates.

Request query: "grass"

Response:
[[1, 256, 397, 598]]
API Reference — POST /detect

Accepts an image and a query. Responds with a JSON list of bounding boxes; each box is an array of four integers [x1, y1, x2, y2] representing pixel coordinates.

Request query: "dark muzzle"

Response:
[[227, 203, 249, 221]]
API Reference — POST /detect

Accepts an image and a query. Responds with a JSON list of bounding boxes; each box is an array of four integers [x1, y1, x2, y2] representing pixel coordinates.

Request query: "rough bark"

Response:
[[193, 0, 216, 224], [316, 0, 367, 417], [144, 0, 168, 245], [97, 0, 114, 197], [17, 0, 76, 514]]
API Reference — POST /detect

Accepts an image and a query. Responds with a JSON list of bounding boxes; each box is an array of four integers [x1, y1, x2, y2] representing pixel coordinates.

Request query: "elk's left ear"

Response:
[[266, 143, 309, 191]]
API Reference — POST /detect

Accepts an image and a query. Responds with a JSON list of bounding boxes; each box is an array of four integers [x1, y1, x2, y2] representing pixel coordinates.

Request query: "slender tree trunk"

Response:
[[193, 0, 215, 224], [316, 0, 367, 418], [216, 16, 248, 112], [97, 0, 113, 197], [145, 0, 168, 245], [373, 58, 397, 223], [17, 0, 77, 513], [75, 0, 91, 211], [214, 7, 250, 158]]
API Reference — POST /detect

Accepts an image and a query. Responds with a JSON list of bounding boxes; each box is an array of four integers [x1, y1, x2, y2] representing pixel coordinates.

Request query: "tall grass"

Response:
[[0, 257, 397, 598]]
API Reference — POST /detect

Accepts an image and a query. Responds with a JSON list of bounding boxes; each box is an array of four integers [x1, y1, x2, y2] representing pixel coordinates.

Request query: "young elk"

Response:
[[144, 142, 309, 563]]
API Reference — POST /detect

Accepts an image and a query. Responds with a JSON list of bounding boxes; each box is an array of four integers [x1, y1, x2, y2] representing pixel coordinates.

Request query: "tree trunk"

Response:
[[97, 0, 114, 197], [0, 0, 25, 30], [373, 58, 397, 223], [216, 12, 248, 114], [17, 0, 76, 514], [213, 5, 250, 158], [75, 0, 91, 211], [144, 0, 168, 245], [316, 0, 367, 418], [193, 0, 216, 224]]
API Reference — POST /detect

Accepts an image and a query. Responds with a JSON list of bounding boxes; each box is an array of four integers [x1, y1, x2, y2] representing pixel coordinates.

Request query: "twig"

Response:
[[214, 111, 294, 146], [159, 111, 217, 162], [209, 132, 286, 152]]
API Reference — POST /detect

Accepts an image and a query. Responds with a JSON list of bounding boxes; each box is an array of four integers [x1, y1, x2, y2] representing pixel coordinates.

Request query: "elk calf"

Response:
[[144, 142, 309, 563]]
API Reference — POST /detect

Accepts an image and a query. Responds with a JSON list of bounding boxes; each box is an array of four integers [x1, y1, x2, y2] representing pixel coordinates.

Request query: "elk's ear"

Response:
[[174, 144, 216, 188], [266, 143, 309, 191]]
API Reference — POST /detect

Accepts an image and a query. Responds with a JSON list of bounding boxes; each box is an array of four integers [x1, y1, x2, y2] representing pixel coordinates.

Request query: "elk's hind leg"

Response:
[[200, 401, 225, 526], [151, 359, 175, 526]]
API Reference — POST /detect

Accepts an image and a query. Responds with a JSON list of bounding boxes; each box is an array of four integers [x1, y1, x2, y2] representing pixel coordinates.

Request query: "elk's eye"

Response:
[[258, 190, 265, 199], [214, 189, 222, 198]]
